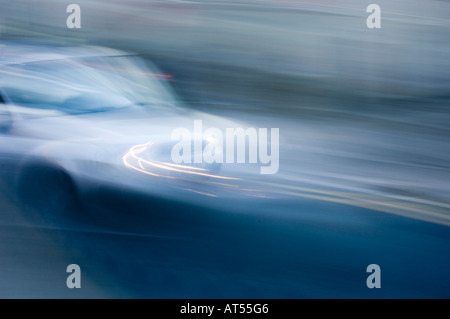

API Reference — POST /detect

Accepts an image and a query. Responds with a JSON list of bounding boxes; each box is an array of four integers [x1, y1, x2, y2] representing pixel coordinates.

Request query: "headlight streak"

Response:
[[122, 142, 240, 181], [125, 144, 443, 208]]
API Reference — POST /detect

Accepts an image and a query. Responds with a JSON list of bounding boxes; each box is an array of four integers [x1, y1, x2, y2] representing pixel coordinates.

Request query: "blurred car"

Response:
[[0, 40, 267, 222]]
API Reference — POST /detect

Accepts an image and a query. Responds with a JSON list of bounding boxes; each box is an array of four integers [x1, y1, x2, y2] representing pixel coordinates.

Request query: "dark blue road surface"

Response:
[[0, 184, 449, 298]]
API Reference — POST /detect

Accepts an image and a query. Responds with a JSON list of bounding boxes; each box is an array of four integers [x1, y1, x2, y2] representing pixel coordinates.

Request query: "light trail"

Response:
[[122, 141, 239, 181]]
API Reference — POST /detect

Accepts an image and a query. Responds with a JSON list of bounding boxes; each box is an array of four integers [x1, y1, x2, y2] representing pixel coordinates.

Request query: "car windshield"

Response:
[[0, 55, 176, 114]]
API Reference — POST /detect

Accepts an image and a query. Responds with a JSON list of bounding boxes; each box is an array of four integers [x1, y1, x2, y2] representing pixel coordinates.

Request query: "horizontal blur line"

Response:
[[0, 221, 187, 240], [262, 182, 450, 227]]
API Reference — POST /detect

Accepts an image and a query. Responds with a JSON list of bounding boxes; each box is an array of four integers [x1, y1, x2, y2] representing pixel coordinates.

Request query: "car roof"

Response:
[[0, 39, 130, 65]]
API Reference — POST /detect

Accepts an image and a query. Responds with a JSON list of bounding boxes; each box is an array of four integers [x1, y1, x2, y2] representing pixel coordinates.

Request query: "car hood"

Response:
[[12, 106, 237, 143]]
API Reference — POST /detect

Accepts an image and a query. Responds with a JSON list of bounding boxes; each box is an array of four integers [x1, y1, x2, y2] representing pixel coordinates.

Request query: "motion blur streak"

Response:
[[264, 182, 450, 227], [0, 0, 449, 299], [123, 142, 165, 178], [123, 142, 239, 180]]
